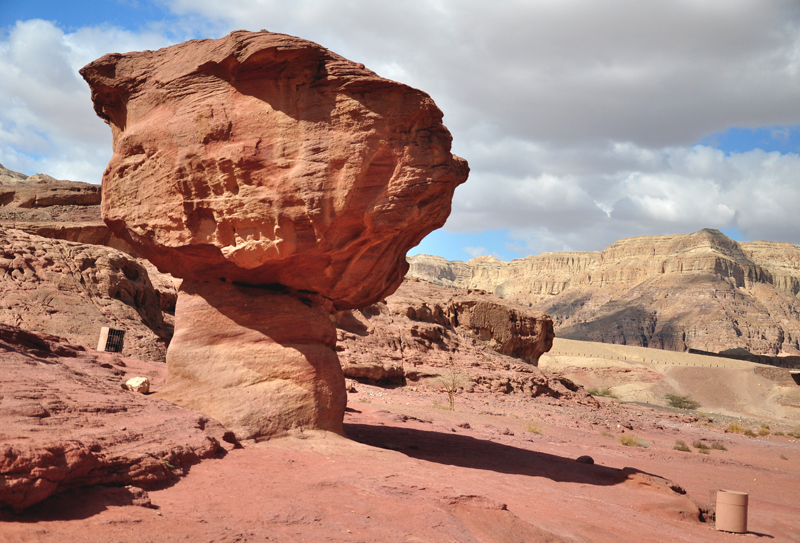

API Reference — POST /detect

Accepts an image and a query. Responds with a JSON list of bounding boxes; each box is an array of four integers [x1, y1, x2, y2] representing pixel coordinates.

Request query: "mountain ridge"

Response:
[[408, 229, 800, 356]]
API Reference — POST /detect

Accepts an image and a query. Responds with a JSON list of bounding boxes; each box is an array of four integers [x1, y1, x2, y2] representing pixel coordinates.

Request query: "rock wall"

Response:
[[409, 229, 800, 355]]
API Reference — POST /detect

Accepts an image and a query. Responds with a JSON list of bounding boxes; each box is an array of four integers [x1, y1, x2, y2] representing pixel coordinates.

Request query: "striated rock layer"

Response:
[[409, 229, 800, 356], [81, 31, 468, 439], [158, 280, 345, 439]]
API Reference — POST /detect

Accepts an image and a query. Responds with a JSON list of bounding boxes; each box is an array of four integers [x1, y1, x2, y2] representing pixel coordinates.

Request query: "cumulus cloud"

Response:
[[0, 19, 171, 181], [4, 2, 800, 255], [157, 0, 800, 251]]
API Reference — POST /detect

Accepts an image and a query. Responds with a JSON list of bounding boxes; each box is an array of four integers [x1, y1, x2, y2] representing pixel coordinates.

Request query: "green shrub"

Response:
[[664, 393, 701, 410], [710, 442, 728, 451], [774, 431, 785, 436], [525, 421, 543, 434], [673, 440, 691, 452], [588, 388, 617, 398], [619, 434, 647, 447], [692, 440, 710, 450], [697, 448, 710, 454], [744, 429, 757, 437], [727, 423, 745, 434], [758, 427, 770, 436]]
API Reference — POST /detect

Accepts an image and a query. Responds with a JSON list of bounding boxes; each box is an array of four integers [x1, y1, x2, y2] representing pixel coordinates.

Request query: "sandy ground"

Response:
[[3, 361, 800, 542], [542, 338, 800, 423]]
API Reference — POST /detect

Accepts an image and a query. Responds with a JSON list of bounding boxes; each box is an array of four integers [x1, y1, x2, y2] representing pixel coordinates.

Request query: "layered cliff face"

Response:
[[0, 164, 140, 256], [409, 229, 800, 355]]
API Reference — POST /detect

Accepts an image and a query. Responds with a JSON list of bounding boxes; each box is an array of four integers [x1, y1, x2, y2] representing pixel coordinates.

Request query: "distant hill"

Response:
[[408, 229, 800, 356]]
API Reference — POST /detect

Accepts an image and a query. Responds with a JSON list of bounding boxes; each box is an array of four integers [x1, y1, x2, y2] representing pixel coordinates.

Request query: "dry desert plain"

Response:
[[2, 338, 800, 543]]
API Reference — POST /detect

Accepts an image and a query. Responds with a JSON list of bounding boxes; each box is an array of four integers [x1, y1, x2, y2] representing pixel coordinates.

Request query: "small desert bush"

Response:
[[727, 423, 745, 434], [774, 431, 785, 436], [710, 442, 728, 451], [619, 434, 647, 448], [436, 366, 466, 410], [588, 388, 617, 398], [601, 431, 614, 438], [673, 440, 691, 452], [758, 427, 771, 436], [697, 447, 710, 454], [664, 393, 701, 410], [692, 440, 710, 451], [743, 429, 757, 438], [780, 454, 789, 460], [525, 421, 543, 434]]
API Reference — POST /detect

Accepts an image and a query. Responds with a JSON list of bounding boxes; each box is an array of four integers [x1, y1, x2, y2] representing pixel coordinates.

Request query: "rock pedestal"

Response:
[[81, 30, 468, 440], [157, 280, 346, 439]]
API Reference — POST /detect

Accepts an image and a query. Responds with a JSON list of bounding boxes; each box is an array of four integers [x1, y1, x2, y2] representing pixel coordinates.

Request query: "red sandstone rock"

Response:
[[80, 31, 468, 440], [0, 324, 232, 511], [334, 279, 582, 404], [0, 165, 101, 209], [158, 280, 345, 439], [0, 228, 171, 361], [80, 30, 468, 309]]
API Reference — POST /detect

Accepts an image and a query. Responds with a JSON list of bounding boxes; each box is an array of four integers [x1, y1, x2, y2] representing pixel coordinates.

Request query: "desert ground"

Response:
[[3, 338, 799, 543]]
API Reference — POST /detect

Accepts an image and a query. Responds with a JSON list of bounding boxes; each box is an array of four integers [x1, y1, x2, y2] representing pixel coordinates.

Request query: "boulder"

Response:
[[333, 278, 586, 405], [123, 376, 151, 393], [80, 30, 468, 439]]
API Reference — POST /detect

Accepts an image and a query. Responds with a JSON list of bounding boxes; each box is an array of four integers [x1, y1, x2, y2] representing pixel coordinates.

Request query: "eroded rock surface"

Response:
[[409, 229, 800, 355], [0, 228, 171, 361], [0, 165, 100, 208], [81, 30, 468, 307], [0, 164, 140, 257], [81, 31, 468, 439], [334, 279, 585, 403], [0, 324, 231, 511]]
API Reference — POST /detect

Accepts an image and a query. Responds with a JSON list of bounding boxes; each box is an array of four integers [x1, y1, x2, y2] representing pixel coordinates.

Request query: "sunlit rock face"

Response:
[[81, 30, 468, 439]]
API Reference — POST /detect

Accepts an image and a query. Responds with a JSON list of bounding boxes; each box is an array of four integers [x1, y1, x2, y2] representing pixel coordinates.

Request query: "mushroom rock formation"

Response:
[[80, 30, 469, 439]]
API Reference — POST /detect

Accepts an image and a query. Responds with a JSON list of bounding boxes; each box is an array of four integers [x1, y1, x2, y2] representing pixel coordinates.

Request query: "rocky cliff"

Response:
[[409, 229, 800, 355], [0, 163, 140, 256]]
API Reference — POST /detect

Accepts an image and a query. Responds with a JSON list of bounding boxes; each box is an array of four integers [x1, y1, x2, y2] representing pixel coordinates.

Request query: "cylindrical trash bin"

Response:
[[716, 490, 748, 533]]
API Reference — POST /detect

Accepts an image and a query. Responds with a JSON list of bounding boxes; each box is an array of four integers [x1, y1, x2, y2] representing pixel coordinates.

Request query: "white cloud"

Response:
[[4, 2, 800, 255], [462, 246, 489, 258], [0, 19, 172, 181]]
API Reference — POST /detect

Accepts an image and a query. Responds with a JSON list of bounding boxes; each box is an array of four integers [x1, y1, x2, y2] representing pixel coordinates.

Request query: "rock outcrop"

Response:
[[0, 324, 232, 511], [0, 164, 140, 257], [0, 165, 100, 208], [81, 30, 468, 439], [0, 228, 172, 361], [409, 229, 800, 355], [333, 278, 588, 404]]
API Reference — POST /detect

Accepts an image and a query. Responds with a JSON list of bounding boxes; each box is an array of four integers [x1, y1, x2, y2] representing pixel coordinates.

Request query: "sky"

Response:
[[2, 1, 800, 262]]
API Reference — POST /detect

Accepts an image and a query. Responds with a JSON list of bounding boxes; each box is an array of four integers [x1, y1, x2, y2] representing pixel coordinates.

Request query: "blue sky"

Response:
[[3, 1, 800, 262]]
